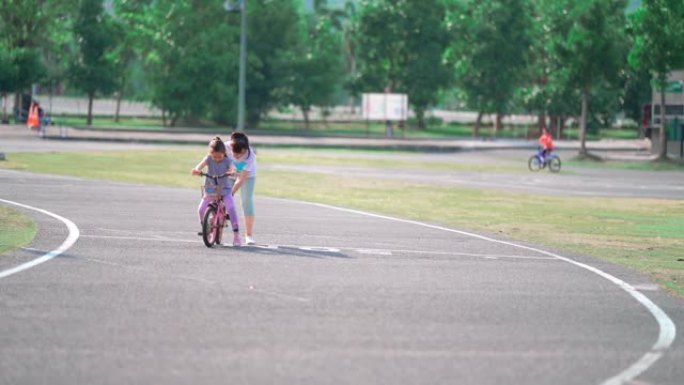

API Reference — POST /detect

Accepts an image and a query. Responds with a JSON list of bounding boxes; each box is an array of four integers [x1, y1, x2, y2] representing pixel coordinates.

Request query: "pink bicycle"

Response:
[[199, 172, 232, 248]]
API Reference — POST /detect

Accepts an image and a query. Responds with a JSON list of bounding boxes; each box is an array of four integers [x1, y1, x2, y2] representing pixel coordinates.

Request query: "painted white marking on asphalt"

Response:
[[632, 284, 660, 292], [0, 199, 80, 279], [247, 286, 311, 303], [81, 234, 198, 243], [268, 198, 676, 385], [299, 246, 341, 253], [82, 234, 556, 260], [357, 249, 393, 256]]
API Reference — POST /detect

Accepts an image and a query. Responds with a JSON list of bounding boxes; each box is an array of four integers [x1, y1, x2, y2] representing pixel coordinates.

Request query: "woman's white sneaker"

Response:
[[245, 236, 256, 245]]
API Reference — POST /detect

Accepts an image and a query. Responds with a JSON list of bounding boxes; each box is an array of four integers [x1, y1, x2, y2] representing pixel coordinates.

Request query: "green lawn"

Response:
[[1, 149, 682, 296], [0, 206, 37, 255], [54, 114, 642, 141]]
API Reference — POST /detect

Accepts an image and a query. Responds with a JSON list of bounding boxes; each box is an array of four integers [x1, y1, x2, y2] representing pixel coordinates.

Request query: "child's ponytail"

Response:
[[209, 136, 227, 154]]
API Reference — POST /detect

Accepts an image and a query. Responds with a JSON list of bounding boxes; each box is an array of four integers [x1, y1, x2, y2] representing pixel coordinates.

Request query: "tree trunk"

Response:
[[87, 92, 94, 126], [162, 109, 167, 127], [14, 92, 20, 121], [416, 108, 425, 130], [658, 88, 668, 160], [538, 113, 547, 134], [302, 107, 310, 130], [549, 115, 557, 133], [1, 93, 7, 123], [579, 88, 589, 155], [495, 113, 503, 134], [115, 90, 123, 123], [474, 111, 483, 138], [559, 115, 567, 139]]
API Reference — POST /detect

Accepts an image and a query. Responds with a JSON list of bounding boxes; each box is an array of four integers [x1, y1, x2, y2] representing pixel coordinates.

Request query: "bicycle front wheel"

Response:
[[528, 155, 542, 172], [202, 206, 218, 247], [548, 156, 562, 173]]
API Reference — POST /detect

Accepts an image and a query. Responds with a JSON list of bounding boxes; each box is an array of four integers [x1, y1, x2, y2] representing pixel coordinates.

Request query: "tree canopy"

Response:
[[0, 0, 679, 140]]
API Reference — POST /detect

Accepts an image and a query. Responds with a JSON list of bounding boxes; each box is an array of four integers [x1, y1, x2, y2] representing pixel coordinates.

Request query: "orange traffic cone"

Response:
[[27, 103, 40, 130]]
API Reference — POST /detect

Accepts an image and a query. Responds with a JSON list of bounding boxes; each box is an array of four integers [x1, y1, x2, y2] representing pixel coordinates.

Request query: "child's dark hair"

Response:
[[230, 131, 250, 153], [209, 136, 226, 154]]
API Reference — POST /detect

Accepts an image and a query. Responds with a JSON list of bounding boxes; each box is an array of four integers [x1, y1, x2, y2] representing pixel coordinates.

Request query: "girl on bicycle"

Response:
[[191, 136, 241, 246], [229, 132, 257, 245], [538, 127, 555, 160]]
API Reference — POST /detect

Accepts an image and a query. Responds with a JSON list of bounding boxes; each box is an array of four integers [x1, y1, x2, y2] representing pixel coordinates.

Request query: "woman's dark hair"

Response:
[[209, 136, 226, 154], [230, 131, 250, 153]]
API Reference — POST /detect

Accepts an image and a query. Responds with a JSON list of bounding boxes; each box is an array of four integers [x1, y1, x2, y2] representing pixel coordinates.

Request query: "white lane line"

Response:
[[81, 235, 556, 260], [0, 199, 80, 279], [81, 234, 198, 243], [268, 198, 676, 385]]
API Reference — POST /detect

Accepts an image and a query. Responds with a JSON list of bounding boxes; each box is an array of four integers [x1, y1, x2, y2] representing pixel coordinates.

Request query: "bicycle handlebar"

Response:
[[199, 172, 231, 182]]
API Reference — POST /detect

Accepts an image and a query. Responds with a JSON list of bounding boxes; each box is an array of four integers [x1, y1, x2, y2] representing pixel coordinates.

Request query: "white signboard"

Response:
[[362, 93, 408, 121]]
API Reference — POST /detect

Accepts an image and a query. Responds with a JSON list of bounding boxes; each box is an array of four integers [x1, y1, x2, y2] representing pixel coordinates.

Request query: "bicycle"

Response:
[[528, 149, 561, 173], [199, 172, 233, 248]]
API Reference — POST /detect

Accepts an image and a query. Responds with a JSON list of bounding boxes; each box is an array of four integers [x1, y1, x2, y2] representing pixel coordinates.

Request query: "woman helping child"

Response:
[[229, 132, 258, 245]]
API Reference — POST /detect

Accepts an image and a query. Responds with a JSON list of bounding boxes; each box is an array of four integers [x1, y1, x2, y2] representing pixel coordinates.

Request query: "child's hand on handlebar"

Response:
[[191, 169, 202, 176]]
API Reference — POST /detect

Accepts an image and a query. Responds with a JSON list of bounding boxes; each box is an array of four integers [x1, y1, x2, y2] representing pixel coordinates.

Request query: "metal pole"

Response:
[[237, 0, 247, 131]]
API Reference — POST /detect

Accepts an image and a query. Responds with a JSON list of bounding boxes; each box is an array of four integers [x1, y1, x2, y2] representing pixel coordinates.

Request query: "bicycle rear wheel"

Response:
[[548, 156, 562, 173], [215, 207, 225, 245], [202, 206, 218, 247], [528, 155, 542, 171]]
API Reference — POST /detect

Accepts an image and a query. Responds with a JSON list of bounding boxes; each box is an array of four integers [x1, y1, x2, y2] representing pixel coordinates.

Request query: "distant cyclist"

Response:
[[191, 136, 241, 246], [538, 128, 555, 161]]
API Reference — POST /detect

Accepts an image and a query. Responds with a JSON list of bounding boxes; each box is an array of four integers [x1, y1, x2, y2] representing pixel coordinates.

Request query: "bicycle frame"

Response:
[[200, 173, 230, 247], [529, 149, 561, 173]]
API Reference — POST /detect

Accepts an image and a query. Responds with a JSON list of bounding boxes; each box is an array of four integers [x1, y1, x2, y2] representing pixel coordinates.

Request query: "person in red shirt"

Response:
[[538, 128, 555, 160]]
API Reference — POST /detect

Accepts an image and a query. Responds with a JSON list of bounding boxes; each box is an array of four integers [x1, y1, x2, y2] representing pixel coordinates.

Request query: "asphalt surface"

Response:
[[1, 129, 683, 384], [1, 171, 683, 384]]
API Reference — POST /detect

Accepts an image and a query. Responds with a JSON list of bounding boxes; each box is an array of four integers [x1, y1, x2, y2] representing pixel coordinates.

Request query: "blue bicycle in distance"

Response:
[[528, 149, 561, 173]]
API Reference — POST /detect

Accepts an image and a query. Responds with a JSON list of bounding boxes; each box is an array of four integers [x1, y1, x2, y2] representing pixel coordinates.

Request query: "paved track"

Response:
[[1, 169, 682, 385], [2, 130, 681, 200]]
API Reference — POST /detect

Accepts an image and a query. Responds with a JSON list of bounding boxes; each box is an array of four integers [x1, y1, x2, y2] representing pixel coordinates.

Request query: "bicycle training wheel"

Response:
[[548, 157, 561, 173], [202, 206, 218, 247], [528, 155, 542, 172]]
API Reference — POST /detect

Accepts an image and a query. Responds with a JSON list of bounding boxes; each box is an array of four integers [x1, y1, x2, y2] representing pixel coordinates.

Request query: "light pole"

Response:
[[225, 0, 247, 131]]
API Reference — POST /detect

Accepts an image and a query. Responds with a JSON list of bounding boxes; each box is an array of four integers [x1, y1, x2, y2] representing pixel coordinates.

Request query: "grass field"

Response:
[[54, 115, 639, 140], [1, 149, 681, 296], [0, 206, 37, 255]]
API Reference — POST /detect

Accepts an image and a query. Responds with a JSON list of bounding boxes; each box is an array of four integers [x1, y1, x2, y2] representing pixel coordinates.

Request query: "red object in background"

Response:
[[642, 104, 652, 128]]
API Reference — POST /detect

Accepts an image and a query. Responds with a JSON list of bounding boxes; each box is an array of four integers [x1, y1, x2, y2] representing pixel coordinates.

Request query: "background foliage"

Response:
[[1, 0, 682, 135]]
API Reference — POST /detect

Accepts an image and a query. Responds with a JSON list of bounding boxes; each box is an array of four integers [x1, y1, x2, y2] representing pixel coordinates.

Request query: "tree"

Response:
[[245, 0, 302, 128], [281, 5, 345, 129], [0, 0, 77, 122], [353, 0, 452, 130], [131, 0, 238, 127], [70, 0, 119, 125], [449, 0, 532, 136], [621, 67, 652, 133], [520, 0, 577, 137], [0, 43, 17, 122], [554, 0, 630, 156], [629, 0, 684, 160], [111, 0, 146, 123]]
